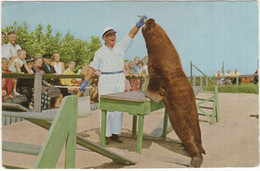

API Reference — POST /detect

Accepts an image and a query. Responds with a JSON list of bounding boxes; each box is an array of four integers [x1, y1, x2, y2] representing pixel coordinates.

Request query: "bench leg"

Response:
[[162, 109, 168, 140], [137, 115, 144, 154], [100, 110, 107, 147], [132, 115, 137, 136]]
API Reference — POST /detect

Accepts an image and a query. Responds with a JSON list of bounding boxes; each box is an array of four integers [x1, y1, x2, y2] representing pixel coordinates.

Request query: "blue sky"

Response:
[[1, 1, 258, 76]]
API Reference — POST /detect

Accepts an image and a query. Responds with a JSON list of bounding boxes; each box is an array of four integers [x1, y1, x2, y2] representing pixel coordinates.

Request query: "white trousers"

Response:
[[98, 73, 125, 137]]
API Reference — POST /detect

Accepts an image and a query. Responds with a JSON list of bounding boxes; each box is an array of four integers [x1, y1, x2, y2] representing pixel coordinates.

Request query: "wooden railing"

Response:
[[187, 74, 257, 87]]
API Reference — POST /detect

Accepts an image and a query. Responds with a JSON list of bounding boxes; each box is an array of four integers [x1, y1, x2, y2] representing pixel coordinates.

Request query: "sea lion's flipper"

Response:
[[145, 91, 163, 103], [190, 153, 203, 168]]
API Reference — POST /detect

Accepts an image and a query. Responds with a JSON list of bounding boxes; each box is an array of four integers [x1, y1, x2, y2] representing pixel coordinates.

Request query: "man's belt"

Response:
[[101, 70, 124, 74]]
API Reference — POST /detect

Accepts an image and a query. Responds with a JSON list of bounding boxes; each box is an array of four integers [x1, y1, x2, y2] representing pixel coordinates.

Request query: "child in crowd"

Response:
[[124, 63, 131, 91], [133, 56, 139, 74], [136, 61, 145, 90], [2, 58, 13, 102], [8, 49, 32, 95], [51, 53, 65, 74]]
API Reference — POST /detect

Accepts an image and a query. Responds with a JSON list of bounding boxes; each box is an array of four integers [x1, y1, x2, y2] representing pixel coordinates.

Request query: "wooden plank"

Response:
[[2, 111, 56, 121], [25, 118, 136, 165], [2, 141, 41, 156], [101, 91, 150, 102], [2, 102, 30, 112]]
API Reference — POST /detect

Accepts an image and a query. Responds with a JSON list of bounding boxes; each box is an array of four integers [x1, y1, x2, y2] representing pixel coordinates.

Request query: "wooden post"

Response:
[[236, 76, 239, 85], [200, 77, 203, 87], [190, 61, 192, 78], [193, 76, 196, 87], [141, 77, 146, 91], [33, 73, 42, 112], [206, 77, 208, 86]]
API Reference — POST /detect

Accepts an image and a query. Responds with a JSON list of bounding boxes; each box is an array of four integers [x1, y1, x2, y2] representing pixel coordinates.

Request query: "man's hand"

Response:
[[136, 15, 148, 28], [79, 79, 89, 92]]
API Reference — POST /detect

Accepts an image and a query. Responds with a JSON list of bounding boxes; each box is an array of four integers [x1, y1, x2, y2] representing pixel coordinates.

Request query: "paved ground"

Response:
[[1, 92, 259, 169]]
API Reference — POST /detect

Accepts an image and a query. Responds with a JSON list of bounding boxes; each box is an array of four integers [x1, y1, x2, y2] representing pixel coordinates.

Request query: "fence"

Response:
[[188, 74, 257, 87]]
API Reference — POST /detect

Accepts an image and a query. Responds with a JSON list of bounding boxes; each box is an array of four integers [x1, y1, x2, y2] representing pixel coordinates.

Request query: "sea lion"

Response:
[[142, 18, 205, 167]]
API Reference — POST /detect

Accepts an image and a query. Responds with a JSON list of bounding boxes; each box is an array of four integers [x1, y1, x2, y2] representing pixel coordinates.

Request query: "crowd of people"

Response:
[[1, 30, 148, 109], [215, 68, 258, 85]]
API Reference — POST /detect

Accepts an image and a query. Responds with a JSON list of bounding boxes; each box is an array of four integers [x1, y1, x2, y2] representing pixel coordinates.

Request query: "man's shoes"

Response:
[[105, 137, 110, 145], [110, 134, 123, 143]]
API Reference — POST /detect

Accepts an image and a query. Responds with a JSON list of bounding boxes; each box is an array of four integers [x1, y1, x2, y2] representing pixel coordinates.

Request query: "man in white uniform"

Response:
[[80, 15, 147, 144]]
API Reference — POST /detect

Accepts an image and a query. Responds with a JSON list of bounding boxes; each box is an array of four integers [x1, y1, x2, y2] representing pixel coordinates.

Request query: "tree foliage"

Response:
[[2, 22, 102, 71]]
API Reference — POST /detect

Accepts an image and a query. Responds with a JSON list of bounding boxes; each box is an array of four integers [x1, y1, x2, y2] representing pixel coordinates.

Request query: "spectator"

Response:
[[6, 31, 22, 68], [1, 31, 9, 58], [133, 56, 139, 74], [51, 52, 65, 74], [136, 61, 144, 90], [215, 70, 223, 85], [2, 58, 13, 102], [17, 57, 35, 109], [124, 63, 131, 91], [62, 61, 79, 92], [41, 54, 67, 107], [128, 61, 136, 90], [32, 55, 60, 109], [253, 69, 258, 84], [231, 69, 240, 84], [223, 69, 232, 85], [77, 63, 89, 82], [8, 49, 32, 95]]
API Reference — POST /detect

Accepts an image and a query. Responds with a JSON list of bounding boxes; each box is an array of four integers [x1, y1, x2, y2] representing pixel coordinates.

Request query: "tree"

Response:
[[2, 22, 102, 71]]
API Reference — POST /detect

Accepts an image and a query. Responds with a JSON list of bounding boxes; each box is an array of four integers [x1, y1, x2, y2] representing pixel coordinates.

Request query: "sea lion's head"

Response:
[[142, 18, 171, 49]]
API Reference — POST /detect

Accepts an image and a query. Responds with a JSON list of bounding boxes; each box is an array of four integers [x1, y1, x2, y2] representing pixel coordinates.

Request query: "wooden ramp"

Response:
[[2, 98, 135, 168]]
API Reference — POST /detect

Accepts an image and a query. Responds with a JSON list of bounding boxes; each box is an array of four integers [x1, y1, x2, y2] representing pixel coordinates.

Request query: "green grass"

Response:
[[203, 83, 259, 94]]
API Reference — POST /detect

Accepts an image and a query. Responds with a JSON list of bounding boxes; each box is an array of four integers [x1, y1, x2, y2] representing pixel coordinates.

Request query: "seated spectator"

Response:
[[253, 69, 258, 84], [8, 49, 32, 95], [51, 52, 65, 74], [17, 57, 35, 108], [215, 70, 223, 85], [32, 55, 60, 109], [223, 69, 232, 85], [42, 54, 68, 107], [2, 58, 13, 102], [62, 61, 80, 93], [124, 63, 131, 91]]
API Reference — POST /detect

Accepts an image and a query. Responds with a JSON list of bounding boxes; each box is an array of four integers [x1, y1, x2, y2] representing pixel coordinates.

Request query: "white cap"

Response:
[[102, 26, 116, 37]]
